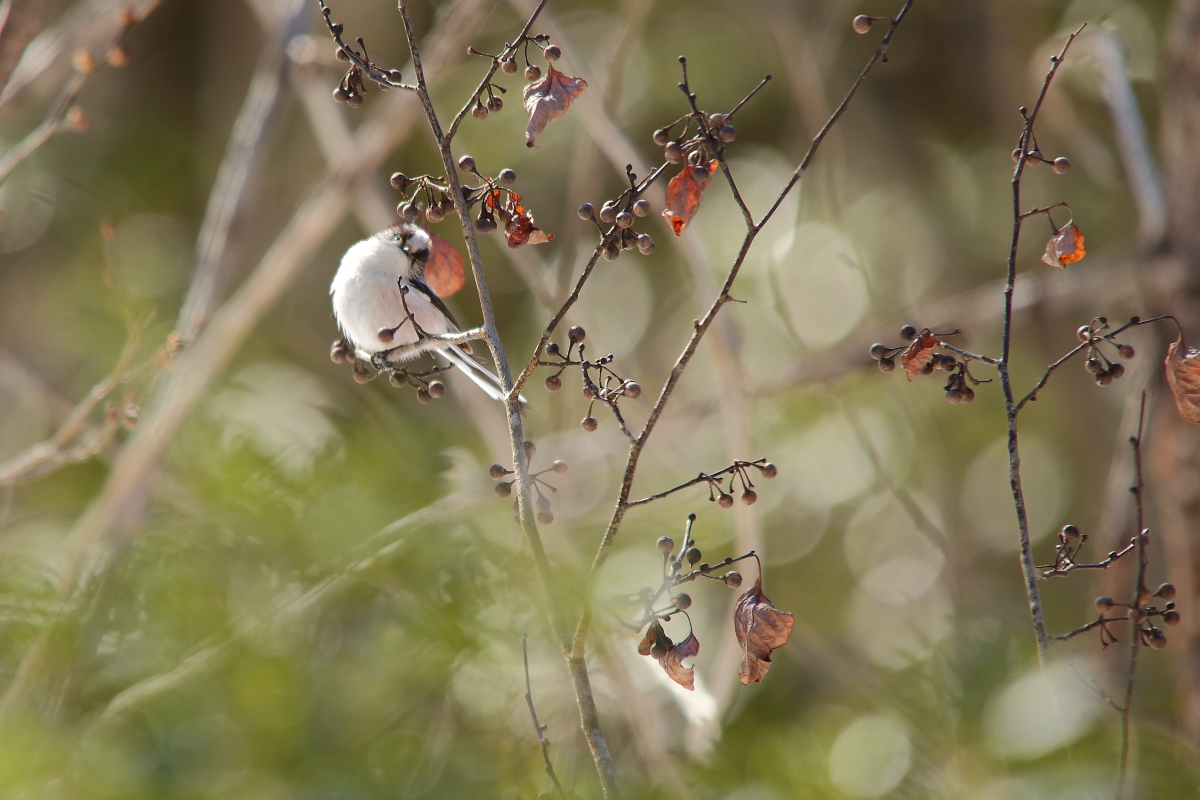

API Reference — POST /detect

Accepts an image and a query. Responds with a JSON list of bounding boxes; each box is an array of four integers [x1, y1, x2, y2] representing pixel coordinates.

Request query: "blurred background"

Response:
[[0, 0, 1198, 797]]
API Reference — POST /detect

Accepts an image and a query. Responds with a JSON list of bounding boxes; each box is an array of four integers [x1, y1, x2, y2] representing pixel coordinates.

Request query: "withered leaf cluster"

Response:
[[1041, 222, 1086, 268], [424, 233, 465, 297], [733, 578, 794, 684], [1166, 334, 1200, 423], [523, 66, 587, 147], [662, 159, 718, 235], [900, 330, 939, 381]]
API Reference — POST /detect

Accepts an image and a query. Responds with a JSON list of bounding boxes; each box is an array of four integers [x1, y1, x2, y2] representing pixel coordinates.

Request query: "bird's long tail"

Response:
[[439, 346, 526, 405]]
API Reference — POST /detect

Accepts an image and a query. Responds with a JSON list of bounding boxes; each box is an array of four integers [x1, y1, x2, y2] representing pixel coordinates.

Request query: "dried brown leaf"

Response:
[[505, 212, 554, 248], [1040, 222, 1086, 268], [637, 621, 672, 656], [1166, 334, 1200, 423], [661, 160, 718, 236], [900, 330, 938, 381], [523, 66, 587, 147], [733, 577, 793, 685], [659, 632, 699, 690], [424, 233, 465, 297]]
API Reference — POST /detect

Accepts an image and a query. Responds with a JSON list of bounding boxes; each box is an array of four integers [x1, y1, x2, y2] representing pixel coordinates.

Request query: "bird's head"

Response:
[[377, 223, 432, 275]]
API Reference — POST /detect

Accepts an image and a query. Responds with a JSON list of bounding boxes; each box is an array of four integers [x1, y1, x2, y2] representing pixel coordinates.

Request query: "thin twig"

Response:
[[523, 635, 566, 797], [625, 460, 768, 507], [1000, 25, 1085, 663], [1115, 393, 1149, 800]]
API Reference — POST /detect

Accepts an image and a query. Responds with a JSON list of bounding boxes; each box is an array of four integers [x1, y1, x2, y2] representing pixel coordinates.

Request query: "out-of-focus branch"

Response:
[[1092, 29, 1166, 248], [177, 0, 307, 340], [0, 0, 43, 97], [0, 0, 160, 115], [0, 8, 135, 186]]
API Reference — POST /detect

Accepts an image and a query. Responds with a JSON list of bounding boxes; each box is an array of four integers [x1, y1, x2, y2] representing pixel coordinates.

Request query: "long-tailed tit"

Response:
[[330, 224, 510, 402]]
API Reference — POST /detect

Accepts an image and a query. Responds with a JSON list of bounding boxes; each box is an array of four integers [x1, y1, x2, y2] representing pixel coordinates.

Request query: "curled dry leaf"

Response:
[[662, 160, 718, 236], [733, 577, 793, 685], [659, 632, 699, 691], [1040, 222, 1086, 268], [506, 212, 553, 248], [423, 233, 465, 297], [1165, 334, 1200, 423], [523, 66, 587, 147], [900, 330, 938, 381], [637, 621, 672, 656]]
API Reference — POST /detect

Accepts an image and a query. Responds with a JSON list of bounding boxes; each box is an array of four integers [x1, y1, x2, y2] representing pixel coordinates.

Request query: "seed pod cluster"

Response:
[[1074, 316, 1137, 387]]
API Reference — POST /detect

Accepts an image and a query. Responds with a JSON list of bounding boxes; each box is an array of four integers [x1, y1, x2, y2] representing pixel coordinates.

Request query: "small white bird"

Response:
[[330, 224, 509, 401]]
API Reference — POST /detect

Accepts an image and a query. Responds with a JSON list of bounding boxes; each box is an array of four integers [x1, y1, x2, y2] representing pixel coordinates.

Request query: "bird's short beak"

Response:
[[401, 244, 411, 253]]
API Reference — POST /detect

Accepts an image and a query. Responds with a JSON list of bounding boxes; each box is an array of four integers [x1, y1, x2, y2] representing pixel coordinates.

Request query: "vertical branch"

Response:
[[523, 636, 566, 798], [1002, 27, 1084, 663], [1115, 392, 1149, 800], [394, 3, 623, 797]]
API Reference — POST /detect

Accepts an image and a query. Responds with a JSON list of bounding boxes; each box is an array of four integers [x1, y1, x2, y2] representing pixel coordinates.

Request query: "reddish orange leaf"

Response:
[[523, 66, 587, 147], [1166, 334, 1200, 423], [424, 233, 465, 297], [1040, 222, 1086, 268], [659, 632, 699, 691], [734, 577, 793, 685], [505, 211, 554, 249], [661, 160, 718, 236], [900, 330, 938, 381]]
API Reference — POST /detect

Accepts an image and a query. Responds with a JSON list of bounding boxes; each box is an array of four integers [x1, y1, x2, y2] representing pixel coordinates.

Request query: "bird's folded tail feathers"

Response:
[[439, 346, 527, 406]]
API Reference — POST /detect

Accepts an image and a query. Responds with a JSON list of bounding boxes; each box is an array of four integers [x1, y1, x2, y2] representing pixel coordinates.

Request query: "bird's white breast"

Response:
[[330, 237, 452, 358]]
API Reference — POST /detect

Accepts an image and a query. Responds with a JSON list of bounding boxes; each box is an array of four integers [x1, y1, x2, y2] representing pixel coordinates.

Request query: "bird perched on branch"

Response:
[[330, 224, 511, 401]]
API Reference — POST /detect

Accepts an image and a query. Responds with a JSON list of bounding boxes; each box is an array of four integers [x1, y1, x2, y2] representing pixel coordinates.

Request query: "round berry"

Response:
[[852, 14, 873, 34], [1108, 363, 1125, 379], [1061, 524, 1081, 540], [708, 113, 727, 128], [416, 388, 432, 404], [878, 356, 896, 373], [401, 202, 420, 221], [494, 481, 512, 498], [525, 64, 541, 81], [1118, 344, 1135, 359], [581, 416, 598, 432], [636, 234, 655, 255], [723, 571, 743, 588], [427, 380, 445, 398], [632, 198, 651, 217], [615, 211, 634, 229], [486, 95, 503, 112], [551, 460, 568, 476], [741, 489, 757, 505], [544, 374, 562, 392], [653, 128, 670, 146], [760, 462, 777, 479], [489, 464, 508, 480], [577, 202, 595, 220], [569, 326, 586, 343], [599, 203, 617, 224], [623, 381, 641, 399], [1085, 357, 1104, 375], [673, 593, 692, 610], [869, 342, 889, 360], [472, 103, 488, 120], [458, 154, 476, 172], [1076, 325, 1092, 342], [664, 142, 684, 163], [544, 45, 561, 61], [603, 242, 620, 261], [476, 214, 497, 234], [425, 205, 444, 224], [1155, 583, 1177, 601], [718, 125, 737, 143], [685, 547, 702, 565], [900, 324, 917, 339], [500, 57, 518, 74], [538, 510, 554, 525], [1052, 156, 1071, 174], [1095, 595, 1115, 612], [657, 536, 675, 554], [1163, 610, 1181, 626], [717, 493, 734, 509]]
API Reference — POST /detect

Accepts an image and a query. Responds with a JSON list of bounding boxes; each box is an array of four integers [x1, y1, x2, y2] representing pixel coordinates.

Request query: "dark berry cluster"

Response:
[[489, 440, 566, 525], [654, 110, 737, 166], [536, 326, 641, 432], [1076, 316, 1135, 386], [699, 459, 776, 508], [577, 164, 656, 260], [390, 161, 532, 237], [319, 2, 404, 107], [330, 336, 449, 404], [870, 324, 988, 403], [1093, 580, 1179, 650], [466, 34, 562, 121]]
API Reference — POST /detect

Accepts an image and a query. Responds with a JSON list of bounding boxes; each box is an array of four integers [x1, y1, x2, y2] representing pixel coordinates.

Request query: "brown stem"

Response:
[[1000, 25, 1084, 664]]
